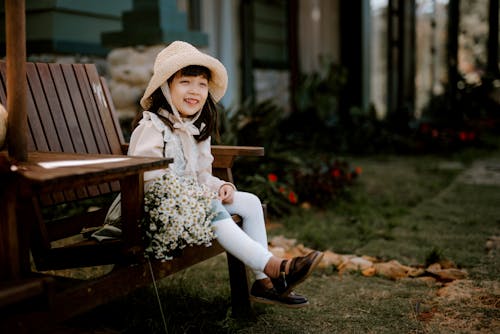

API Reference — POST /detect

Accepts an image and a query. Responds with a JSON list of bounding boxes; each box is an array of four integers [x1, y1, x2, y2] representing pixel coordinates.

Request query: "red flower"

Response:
[[267, 173, 278, 183], [459, 131, 467, 141], [278, 186, 285, 193], [288, 191, 298, 204], [354, 167, 362, 175], [420, 123, 431, 133], [331, 169, 341, 178]]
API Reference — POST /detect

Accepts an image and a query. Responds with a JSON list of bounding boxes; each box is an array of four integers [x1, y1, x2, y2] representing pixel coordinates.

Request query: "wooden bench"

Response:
[[0, 62, 264, 332]]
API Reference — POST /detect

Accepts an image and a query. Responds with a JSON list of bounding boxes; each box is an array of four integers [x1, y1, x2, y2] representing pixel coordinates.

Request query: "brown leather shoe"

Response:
[[271, 251, 324, 295], [249, 280, 309, 308]]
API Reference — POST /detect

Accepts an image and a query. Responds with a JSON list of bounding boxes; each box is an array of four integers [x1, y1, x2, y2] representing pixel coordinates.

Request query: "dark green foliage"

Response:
[[288, 156, 361, 207], [424, 247, 445, 267], [416, 72, 500, 152], [282, 62, 348, 151]]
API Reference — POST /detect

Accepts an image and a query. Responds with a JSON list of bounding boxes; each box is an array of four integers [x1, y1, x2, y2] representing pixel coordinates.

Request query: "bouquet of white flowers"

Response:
[[143, 170, 218, 260]]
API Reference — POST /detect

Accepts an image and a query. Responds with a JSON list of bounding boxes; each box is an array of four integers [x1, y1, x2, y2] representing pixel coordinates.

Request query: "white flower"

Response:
[[142, 169, 218, 260]]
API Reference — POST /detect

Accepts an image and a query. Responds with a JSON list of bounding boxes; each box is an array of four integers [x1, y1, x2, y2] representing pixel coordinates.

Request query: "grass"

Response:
[[272, 155, 465, 259], [63, 141, 500, 333]]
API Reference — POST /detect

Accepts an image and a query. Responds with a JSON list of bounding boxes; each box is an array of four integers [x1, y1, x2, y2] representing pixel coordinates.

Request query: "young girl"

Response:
[[128, 41, 323, 308]]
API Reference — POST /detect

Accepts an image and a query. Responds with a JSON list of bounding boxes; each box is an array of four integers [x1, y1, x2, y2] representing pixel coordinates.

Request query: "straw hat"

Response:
[[140, 41, 228, 109]]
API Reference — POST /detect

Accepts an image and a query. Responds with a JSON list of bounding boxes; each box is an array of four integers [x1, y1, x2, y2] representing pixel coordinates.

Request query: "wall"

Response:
[[0, 0, 133, 56], [299, 0, 340, 73]]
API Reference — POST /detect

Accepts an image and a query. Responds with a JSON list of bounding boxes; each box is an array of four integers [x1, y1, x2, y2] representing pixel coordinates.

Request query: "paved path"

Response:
[[457, 159, 500, 186]]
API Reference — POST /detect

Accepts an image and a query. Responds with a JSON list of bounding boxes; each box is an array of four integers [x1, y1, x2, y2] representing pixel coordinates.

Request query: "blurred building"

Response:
[[0, 0, 498, 126]]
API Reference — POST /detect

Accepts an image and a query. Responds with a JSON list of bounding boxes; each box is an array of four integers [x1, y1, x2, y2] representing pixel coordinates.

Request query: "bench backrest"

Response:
[[0, 62, 124, 207], [0, 62, 129, 268]]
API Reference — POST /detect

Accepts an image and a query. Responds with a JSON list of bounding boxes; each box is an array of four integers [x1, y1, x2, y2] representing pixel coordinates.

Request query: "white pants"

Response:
[[211, 191, 273, 280]]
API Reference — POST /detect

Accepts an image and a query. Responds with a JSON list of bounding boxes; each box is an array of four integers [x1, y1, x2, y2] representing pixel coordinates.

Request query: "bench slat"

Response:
[[0, 277, 53, 309], [84, 64, 124, 155], [99, 75, 127, 154], [32, 63, 75, 152], [73, 64, 113, 195], [48, 64, 86, 153], [27, 63, 79, 204]]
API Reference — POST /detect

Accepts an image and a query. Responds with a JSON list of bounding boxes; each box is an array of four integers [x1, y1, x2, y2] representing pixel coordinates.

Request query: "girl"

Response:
[[129, 41, 322, 308]]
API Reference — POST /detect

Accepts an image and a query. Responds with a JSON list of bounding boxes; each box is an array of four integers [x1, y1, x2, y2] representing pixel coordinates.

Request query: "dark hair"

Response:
[[134, 65, 219, 142]]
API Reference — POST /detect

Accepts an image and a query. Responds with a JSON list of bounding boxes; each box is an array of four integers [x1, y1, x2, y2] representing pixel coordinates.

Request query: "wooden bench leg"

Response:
[[226, 253, 251, 317], [0, 175, 21, 280], [0, 173, 31, 279], [120, 173, 144, 258]]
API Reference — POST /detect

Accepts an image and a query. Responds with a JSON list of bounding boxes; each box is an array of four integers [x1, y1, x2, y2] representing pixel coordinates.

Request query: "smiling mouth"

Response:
[[185, 98, 199, 105]]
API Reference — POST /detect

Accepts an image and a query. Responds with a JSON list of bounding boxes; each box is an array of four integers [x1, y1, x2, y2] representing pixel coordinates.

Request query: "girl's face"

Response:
[[169, 71, 209, 118]]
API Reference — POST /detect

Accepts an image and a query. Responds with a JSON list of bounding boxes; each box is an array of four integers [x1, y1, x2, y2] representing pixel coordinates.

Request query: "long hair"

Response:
[[134, 65, 219, 142]]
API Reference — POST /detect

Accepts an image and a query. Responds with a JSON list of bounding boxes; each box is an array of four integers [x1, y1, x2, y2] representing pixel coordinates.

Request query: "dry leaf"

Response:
[[374, 260, 413, 280], [426, 268, 468, 282], [438, 259, 457, 269], [338, 256, 373, 275], [436, 279, 475, 299], [320, 250, 345, 267], [268, 246, 286, 258], [407, 267, 426, 277], [296, 243, 315, 255], [485, 235, 500, 253], [427, 263, 442, 271], [269, 235, 297, 250], [361, 255, 380, 263], [362, 267, 376, 277]]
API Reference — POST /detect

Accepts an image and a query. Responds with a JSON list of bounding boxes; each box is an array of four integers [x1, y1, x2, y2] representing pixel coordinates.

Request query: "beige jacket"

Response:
[[129, 111, 233, 193]]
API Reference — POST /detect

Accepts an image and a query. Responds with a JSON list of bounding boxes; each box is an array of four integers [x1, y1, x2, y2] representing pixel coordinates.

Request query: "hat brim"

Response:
[[140, 42, 228, 110]]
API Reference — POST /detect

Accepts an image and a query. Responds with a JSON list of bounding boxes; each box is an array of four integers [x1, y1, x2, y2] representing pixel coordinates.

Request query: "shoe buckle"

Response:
[[280, 271, 287, 288]]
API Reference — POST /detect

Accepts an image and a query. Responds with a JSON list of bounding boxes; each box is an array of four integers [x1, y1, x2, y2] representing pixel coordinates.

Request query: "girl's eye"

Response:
[[199, 82, 208, 87]]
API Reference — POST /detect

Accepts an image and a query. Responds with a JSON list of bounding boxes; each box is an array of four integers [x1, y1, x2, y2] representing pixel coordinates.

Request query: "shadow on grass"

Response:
[[64, 256, 262, 334]]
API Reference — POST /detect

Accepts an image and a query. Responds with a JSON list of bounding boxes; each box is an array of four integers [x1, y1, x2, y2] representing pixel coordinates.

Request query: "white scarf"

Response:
[[159, 82, 204, 176]]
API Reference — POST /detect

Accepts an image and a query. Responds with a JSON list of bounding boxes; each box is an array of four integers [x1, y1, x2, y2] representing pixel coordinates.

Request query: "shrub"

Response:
[[232, 150, 362, 216], [290, 156, 362, 208]]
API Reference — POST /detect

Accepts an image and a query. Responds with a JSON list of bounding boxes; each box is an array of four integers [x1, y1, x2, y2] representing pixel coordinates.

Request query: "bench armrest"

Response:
[[211, 145, 264, 169], [119, 144, 264, 168], [117, 143, 264, 182], [211, 145, 264, 183]]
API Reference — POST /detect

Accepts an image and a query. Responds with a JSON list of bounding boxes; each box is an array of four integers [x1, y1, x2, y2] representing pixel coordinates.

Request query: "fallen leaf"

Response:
[[426, 268, 468, 282], [362, 267, 376, 277], [338, 257, 373, 275], [320, 250, 346, 267], [427, 263, 442, 271], [268, 246, 286, 258], [269, 235, 297, 249], [485, 235, 500, 253], [438, 259, 457, 269], [408, 267, 426, 277], [296, 243, 315, 255], [361, 255, 380, 263], [374, 260, 413, 280]]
